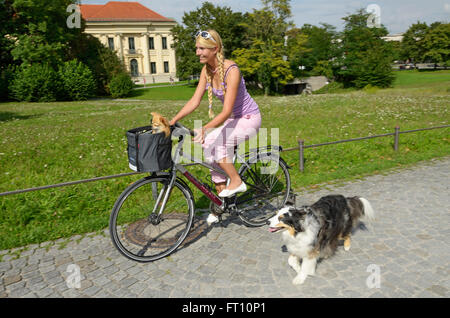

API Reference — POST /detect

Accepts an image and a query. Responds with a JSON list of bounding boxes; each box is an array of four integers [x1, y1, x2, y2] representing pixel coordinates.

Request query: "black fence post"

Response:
[[394, 126, 400, 151], [298, 139, 305, 172]]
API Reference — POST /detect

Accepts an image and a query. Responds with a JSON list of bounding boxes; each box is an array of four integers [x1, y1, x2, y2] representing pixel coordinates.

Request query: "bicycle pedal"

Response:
[[224, 196, 236, 204]]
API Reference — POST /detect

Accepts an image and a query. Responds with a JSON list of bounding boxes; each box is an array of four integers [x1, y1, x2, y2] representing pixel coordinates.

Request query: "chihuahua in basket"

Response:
[[151, 112, 171, 138]]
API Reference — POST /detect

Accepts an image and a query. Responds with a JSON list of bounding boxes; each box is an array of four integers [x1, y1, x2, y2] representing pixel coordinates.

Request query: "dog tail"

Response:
[[359, 197, 375, 221]]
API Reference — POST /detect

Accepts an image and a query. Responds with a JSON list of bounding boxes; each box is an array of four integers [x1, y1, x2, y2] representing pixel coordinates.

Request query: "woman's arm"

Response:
[[169, 67, 207, 126]]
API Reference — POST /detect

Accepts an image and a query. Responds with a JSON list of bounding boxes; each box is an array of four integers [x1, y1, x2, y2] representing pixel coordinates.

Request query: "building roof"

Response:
[[79, 1, 175, 22]]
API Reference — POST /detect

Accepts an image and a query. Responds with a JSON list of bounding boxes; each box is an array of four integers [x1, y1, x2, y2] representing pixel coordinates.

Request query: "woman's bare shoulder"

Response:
[[224, 59, 238, 69]]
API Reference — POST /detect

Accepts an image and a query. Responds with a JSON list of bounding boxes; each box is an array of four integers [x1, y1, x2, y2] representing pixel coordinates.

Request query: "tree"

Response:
[[233, 39, 293, 95], [286, 23, 337, 78], [401, 22, 430, 63], [10, 0, 83, 68], [0, 0, 15, 69], [232, 0, 294, 94], [335, 9, 395, 88], [0, 0, 24, 100], [423, 23, 450, 65], [68, 33, 128, 95], [245, 0, 294, 44], [171, 1, 248, 80]]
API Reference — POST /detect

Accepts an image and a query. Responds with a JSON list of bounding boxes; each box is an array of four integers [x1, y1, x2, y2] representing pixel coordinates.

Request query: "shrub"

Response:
[[0, 66, 15, 101], [311, 60, 333, 79], [313, 81, 348, 94], [58, 59, 96, 100], [9, 64, 61, 102], [69, 34, 128, 95], [108, 72, 134, 98]]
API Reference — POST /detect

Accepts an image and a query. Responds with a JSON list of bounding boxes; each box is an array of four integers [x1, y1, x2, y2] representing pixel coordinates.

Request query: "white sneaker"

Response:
[[218, 182, 247, 198], [206, 213, 219, 225]]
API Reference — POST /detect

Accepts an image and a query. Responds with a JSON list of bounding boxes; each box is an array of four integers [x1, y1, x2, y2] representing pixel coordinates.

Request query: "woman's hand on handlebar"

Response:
[[192, 127, 204, 144]]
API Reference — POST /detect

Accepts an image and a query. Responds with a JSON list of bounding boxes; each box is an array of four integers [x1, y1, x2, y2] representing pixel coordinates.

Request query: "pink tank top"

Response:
[[206, 64, 260, 118]]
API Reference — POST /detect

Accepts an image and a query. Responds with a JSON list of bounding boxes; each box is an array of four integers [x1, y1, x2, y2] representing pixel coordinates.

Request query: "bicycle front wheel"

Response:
[[236, 154, 291, 227], [109, 176, 195, 262]]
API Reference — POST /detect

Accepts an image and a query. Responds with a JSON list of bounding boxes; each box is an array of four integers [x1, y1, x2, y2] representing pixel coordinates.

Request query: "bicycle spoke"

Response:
[[110, 177, 194, 262], [235, 154, 290, 227]]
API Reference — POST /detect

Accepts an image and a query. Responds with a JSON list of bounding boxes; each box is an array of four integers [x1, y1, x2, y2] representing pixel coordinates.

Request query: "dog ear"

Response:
[[288, 210, 306, 233], [292, 221, 304, 233], [161, 116, 170, 126]]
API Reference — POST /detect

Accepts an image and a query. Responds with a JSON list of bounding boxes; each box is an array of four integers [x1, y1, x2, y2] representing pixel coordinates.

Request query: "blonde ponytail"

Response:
[[206, 65, 215, 119], [196, 30, 226, 119], [217, 50, 226, 98]]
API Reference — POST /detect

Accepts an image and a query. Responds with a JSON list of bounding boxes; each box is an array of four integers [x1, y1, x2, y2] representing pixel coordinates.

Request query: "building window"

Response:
[[108, 37, 114, 50], [150, 62, 157, 74], [164, 61, 169, 73], [162, 37, 167, 50], [149, 37, 154, 50], [128, 37, 135, 53], [130, 59, 139, 77]]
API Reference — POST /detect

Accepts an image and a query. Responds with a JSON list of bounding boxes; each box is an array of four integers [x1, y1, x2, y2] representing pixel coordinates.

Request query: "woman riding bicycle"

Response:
[[169, 29, 261, 225]]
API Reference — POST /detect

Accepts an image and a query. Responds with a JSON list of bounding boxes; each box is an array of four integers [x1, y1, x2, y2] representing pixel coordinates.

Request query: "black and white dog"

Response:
[[267, 195, 375, 285]]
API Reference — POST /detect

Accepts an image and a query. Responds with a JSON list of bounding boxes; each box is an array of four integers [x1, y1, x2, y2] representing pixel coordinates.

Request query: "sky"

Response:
[[80, 0, 450, 34]]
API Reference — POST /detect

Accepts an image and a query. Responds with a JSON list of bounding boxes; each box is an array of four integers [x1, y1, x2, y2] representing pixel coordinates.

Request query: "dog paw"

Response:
[[344, 245, 351, 251], [292, 274, 307, 285], [288, 255, 300, 270]]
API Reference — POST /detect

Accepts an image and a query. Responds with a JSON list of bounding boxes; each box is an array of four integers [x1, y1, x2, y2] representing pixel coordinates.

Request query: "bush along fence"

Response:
[[0, 124, 449, 197], [283, 125, 450, 172]]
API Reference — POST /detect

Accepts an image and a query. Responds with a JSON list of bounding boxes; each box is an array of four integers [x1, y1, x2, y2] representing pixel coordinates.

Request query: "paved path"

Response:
[[1, 158, 449, 298]]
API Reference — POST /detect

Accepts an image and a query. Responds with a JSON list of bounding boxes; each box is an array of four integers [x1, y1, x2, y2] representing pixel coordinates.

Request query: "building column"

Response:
[[141, 33, 150, 75], [155, 33, 163, 76], [115, 33, 124, 61], [168, 34, 177, 76], [100, 34, 108, 47]]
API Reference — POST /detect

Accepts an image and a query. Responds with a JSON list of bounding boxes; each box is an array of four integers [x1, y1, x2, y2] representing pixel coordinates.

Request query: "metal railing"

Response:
[[282, 125, 450, 172], [0, 124, 448, 196]]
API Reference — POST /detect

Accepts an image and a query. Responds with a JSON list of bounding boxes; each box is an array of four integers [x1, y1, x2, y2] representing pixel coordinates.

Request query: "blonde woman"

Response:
[[169, 30, 261, 225]]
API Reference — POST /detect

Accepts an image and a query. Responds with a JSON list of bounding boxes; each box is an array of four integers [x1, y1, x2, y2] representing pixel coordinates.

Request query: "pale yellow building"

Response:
[[80, 1, 178, 84]]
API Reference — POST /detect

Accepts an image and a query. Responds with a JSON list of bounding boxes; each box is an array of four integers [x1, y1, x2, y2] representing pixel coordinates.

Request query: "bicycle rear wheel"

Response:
[[235, 154, 291, 227], [109, 176, 195, 262]]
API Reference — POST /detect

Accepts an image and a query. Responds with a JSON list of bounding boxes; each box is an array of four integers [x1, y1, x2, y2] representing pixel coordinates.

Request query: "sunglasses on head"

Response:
[[195, 30, 216, 43]]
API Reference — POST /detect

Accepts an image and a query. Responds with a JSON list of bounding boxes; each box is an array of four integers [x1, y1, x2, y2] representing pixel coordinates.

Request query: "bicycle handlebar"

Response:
[[172, 122, 196, 137]]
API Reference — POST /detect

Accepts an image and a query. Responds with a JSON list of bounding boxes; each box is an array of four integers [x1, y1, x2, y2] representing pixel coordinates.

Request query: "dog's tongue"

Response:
[[268, 227, 278, 233]]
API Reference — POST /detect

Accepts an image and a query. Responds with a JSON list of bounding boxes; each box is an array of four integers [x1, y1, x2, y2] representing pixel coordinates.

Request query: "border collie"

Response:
[[267, 194, 375, 285]]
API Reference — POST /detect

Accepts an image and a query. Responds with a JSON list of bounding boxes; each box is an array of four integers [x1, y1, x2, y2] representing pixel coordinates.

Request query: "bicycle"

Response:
[[109, 122, 292, 262]]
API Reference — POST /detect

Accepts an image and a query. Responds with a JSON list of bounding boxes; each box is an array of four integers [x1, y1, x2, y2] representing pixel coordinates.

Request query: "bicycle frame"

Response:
[[152, 128, 282, 219], [175, 137, 258, 208], [152, 133, 228, 218]]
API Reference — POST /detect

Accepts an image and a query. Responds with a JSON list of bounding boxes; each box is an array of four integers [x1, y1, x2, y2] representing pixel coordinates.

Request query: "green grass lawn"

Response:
[[393, 69, 450, 87], [0, 70, 449, 250], [128, 82, 205, 101]]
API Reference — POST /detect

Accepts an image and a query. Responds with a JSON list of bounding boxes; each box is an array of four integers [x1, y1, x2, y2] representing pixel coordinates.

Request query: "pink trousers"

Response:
[[202, 113, 261, 183]]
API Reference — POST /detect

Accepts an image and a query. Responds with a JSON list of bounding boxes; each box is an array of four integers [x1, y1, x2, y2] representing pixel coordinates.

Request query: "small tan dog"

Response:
[[151, 112, 171, 138]]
